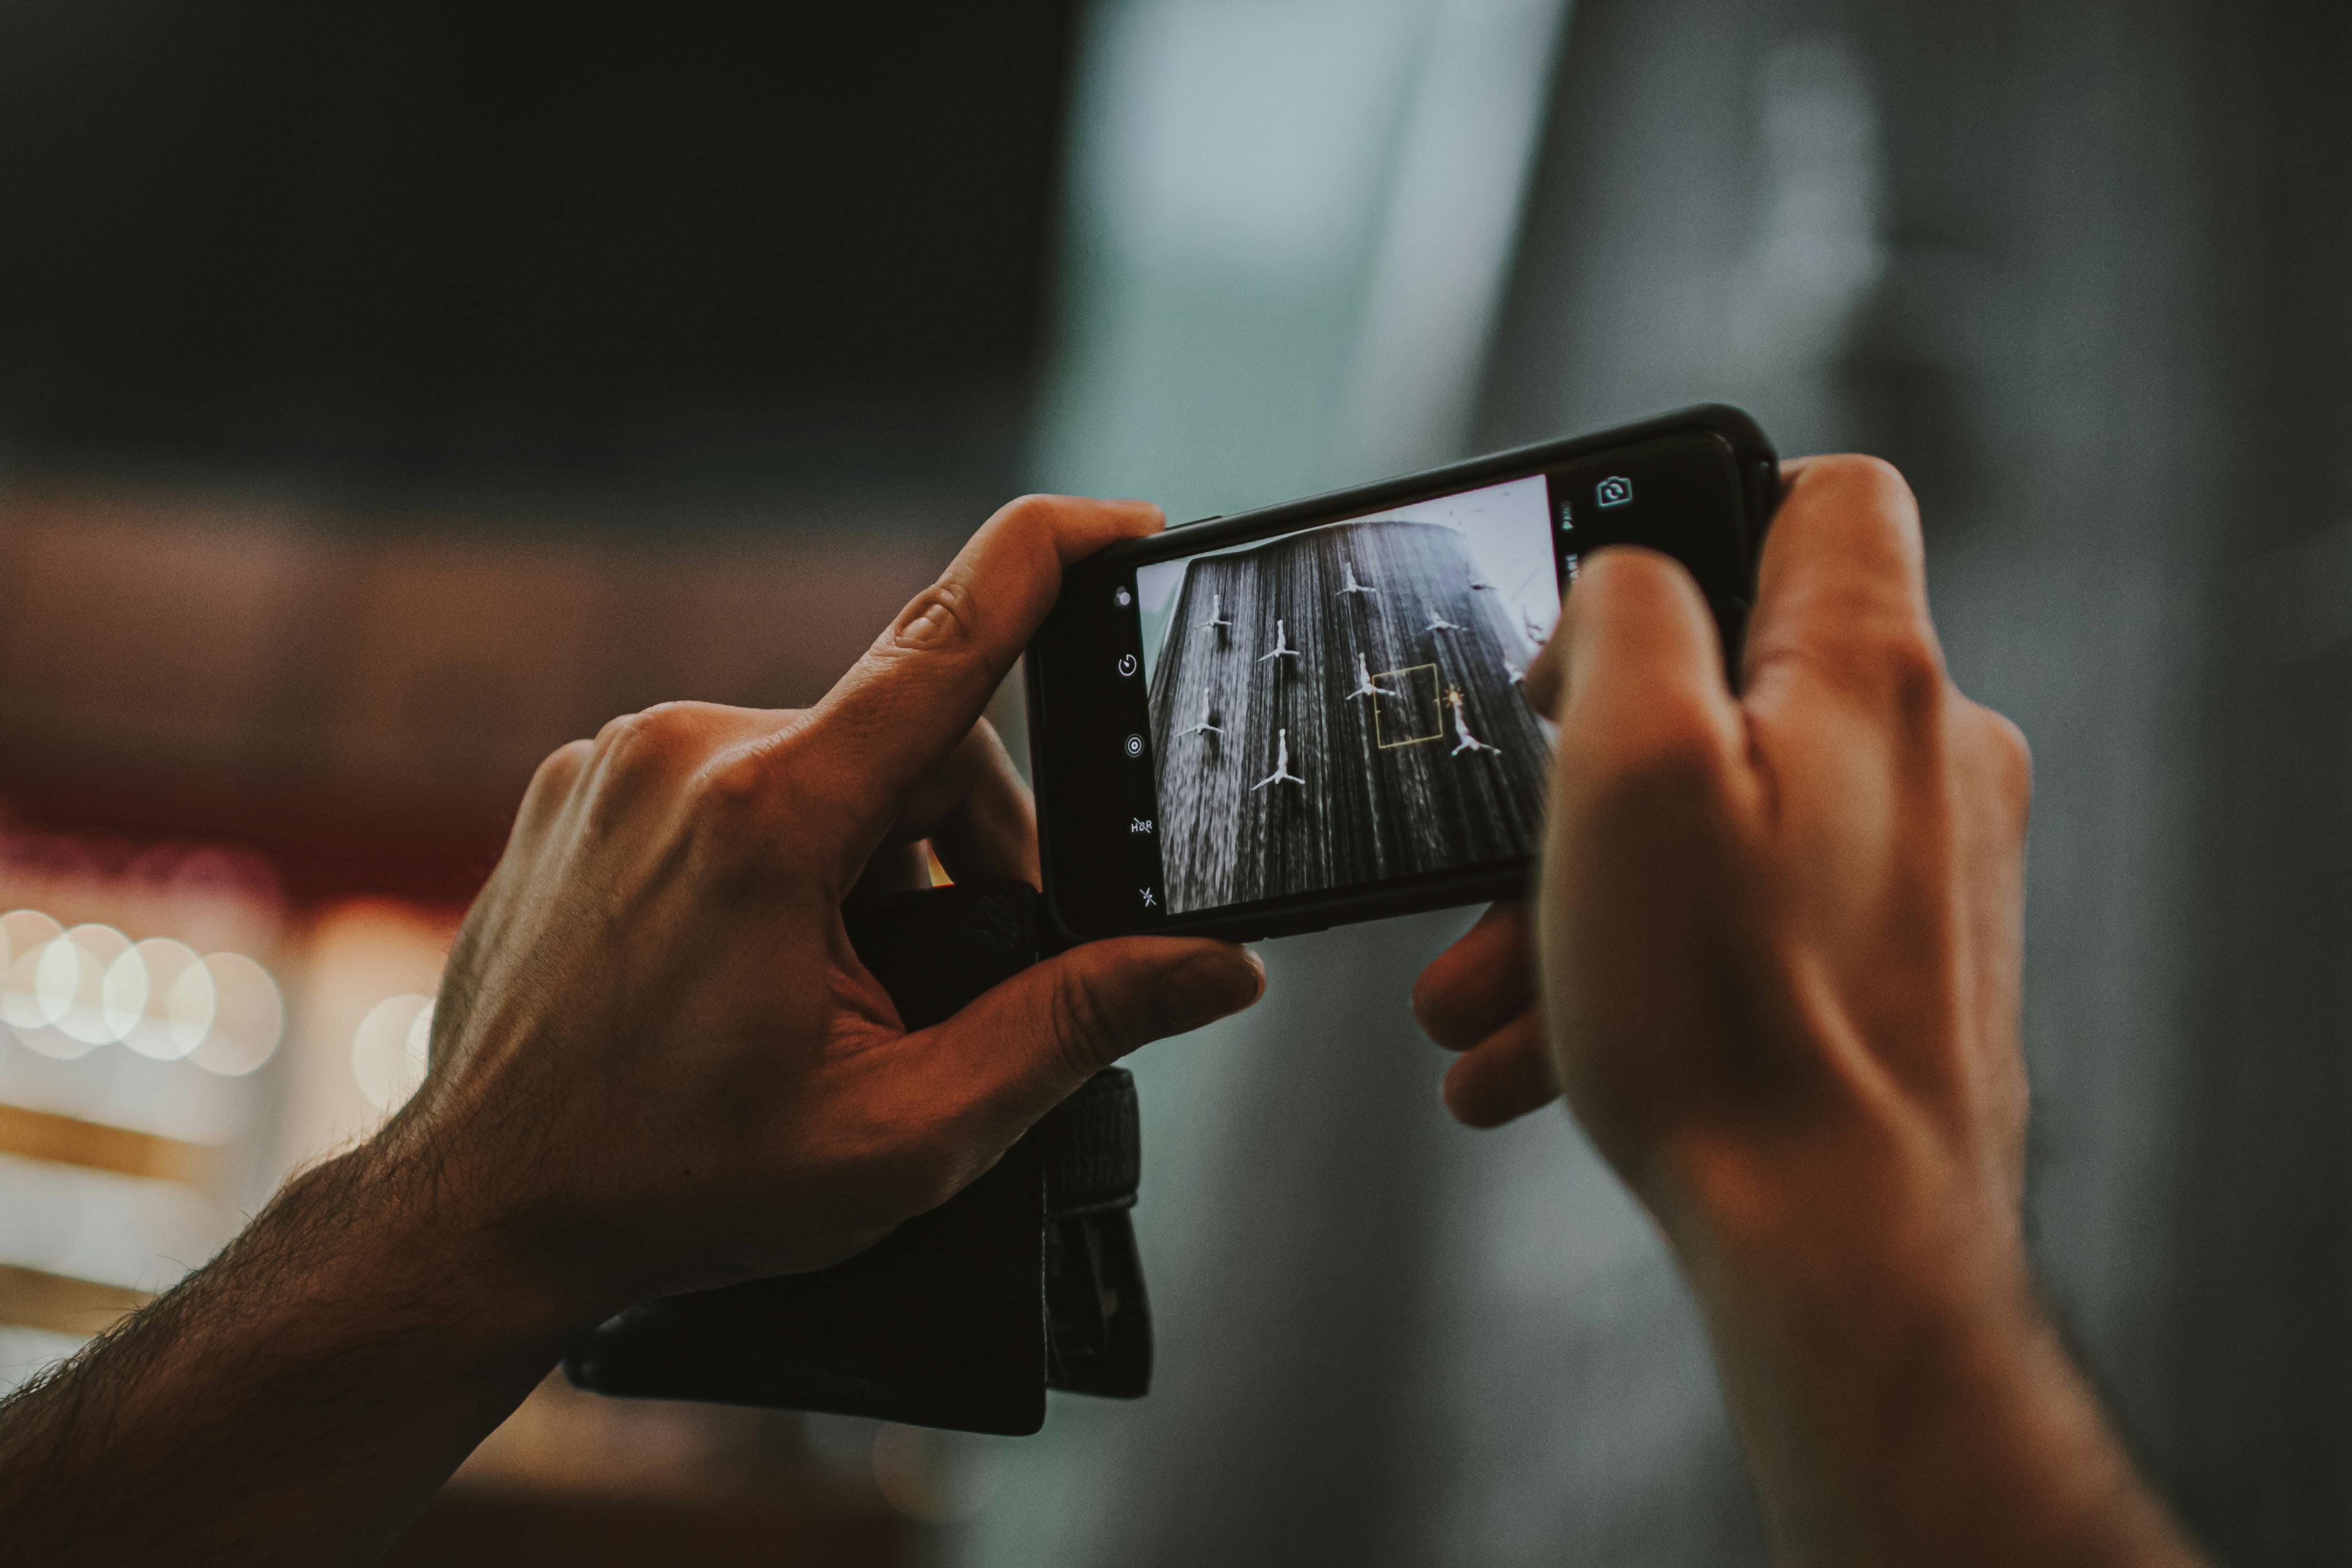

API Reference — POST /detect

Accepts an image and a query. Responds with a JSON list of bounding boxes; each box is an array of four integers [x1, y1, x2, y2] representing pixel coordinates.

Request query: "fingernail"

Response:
[[1157, 948, 1264, 1032]]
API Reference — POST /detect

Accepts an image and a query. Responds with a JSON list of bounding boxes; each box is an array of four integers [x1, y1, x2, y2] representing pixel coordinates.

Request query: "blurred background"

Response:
[[1, 0, 2345, 1562]]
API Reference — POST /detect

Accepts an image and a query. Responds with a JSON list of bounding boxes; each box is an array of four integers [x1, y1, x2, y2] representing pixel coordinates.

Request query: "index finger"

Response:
[[1743, 455, 1943, 709], [1412, 902, 1535, 1051], [807, 493, 1163, 869]]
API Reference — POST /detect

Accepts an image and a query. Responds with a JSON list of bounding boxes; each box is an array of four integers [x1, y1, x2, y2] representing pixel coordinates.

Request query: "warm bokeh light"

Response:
[[99, 943, 151, 1046], [351, 993, 434, 1113], [288, 900, 454, 1154], [44, 924, 134, 1049], [117, 939, 214, 1062], [0, 910, 65, 1031], [1, 904, 280, 1075], [188, 952, 284, 1078]]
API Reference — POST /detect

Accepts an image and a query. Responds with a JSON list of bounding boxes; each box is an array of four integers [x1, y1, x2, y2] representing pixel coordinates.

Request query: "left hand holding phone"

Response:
[[0, 493, 1267, 1567], [410, 492, 1268, 1322]]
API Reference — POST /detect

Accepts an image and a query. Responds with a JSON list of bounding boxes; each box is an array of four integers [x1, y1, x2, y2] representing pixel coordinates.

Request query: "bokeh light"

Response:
[[350, 993, 434, 1112], [188, 952, 284, 1077], [32, 924, 134, 1056], [116, 939, 213, 1062], [99, 942, 151, 1044], [0, 910, 65, 1031], [1, 907, 282, 1075]]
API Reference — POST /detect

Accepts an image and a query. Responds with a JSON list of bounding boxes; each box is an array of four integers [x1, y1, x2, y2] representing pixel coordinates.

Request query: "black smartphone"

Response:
[[1024, 404, 1781, 944]]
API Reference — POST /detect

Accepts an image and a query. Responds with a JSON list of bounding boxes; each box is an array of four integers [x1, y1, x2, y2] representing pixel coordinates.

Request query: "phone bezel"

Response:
[[1025, 403, 1781, 946]]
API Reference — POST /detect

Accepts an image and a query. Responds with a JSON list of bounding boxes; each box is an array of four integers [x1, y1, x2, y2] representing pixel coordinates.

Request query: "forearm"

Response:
[[0, 1142, 574, 1565], [1657, 1139, 2202, 1568]]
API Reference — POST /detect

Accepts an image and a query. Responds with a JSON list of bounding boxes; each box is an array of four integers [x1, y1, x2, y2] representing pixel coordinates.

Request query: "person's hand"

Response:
[[1414, 460, 2211, 1568], [1416, 457, 2028, 1241], [374, 494, 1267, 1324]]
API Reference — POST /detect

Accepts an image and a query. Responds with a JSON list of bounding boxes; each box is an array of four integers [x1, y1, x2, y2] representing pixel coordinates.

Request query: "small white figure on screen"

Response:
[[1448, 688, 1499, 756], [1259, 619, 1301, 664], [1252, 728, 1306, 791]]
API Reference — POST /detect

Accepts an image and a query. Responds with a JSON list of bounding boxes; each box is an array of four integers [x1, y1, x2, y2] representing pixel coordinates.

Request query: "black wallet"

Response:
[[562, 880, 1150, 1436]]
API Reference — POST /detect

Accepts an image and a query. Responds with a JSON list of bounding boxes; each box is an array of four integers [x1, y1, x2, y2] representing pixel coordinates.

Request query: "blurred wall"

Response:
[[0, 0, 1081, 489]]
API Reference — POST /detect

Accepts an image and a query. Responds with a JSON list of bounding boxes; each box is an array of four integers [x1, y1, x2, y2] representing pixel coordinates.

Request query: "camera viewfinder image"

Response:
[[1135, 475, 1559, 915]]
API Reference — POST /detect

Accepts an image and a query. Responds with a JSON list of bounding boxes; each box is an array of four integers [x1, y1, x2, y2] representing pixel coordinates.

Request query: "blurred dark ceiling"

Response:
[[0, 0, 1084, 492]]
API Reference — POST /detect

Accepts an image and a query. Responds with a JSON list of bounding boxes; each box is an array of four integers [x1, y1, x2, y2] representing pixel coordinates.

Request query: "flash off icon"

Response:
[[1596, 475, 1633, 508]]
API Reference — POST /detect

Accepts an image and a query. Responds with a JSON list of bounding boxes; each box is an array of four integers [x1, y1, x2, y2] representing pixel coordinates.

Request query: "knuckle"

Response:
[[685, 739, 826, 869], [528, 738, 594, 796], [1992, 710, 2032, 788], [693, 747, 775, 821], [1875, 630, 1950, 726], [594, 708, 658, 767], [1976, 704, 2034, 818], [992, 492, 1073, 537], [597, 700, 718, 775], [1802, 452, 1918, 516], [637, 698, 723, 737], [889, 578, 983, 657], [590, 712, 654, 782]]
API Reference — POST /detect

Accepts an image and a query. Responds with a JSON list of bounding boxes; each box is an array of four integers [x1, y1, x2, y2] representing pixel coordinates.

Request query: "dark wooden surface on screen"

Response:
[[1146, 519, 1549, 914]]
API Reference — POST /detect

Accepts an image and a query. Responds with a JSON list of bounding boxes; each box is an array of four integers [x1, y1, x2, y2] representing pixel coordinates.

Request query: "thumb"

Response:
[[1554, 546, 1735, 740], [919, 936, 1264, 1146]]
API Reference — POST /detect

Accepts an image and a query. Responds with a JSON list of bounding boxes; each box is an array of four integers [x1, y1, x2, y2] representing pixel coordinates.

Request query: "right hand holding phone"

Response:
[[1417, 455, 2032, 1228], [1412, 458, 2196, 1565]]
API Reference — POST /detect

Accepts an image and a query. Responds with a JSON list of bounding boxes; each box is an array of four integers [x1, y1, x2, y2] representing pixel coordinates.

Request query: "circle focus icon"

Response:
[[1116, 653, 1139, 678], [1124, 734, 1145, 759]]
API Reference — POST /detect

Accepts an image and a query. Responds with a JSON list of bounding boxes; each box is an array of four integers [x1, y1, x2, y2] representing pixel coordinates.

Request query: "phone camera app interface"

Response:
[[1130, 475, 1557, 916]]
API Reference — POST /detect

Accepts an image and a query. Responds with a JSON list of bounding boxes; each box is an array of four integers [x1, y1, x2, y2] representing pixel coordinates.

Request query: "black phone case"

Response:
[[562, 880, 1148, 1436], [1026, 403, 1782, 947]]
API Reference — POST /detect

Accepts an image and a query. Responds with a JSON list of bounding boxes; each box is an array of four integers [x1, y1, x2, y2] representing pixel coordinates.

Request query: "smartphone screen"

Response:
[[1030, 410, 1774, 942], [1133, 471, 1557, 916]]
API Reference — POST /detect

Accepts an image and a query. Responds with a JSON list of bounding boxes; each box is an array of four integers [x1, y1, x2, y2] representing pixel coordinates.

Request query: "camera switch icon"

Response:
[[1596, 475, 1633, 508]]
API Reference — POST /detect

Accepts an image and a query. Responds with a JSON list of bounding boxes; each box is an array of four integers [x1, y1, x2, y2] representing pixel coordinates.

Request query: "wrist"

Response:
[[1646, 1116, 2032, 1333], [280, 1135, 594, 1375], [0, 1123, 589, 1562], [1641, 1126, 2193, 1567]]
